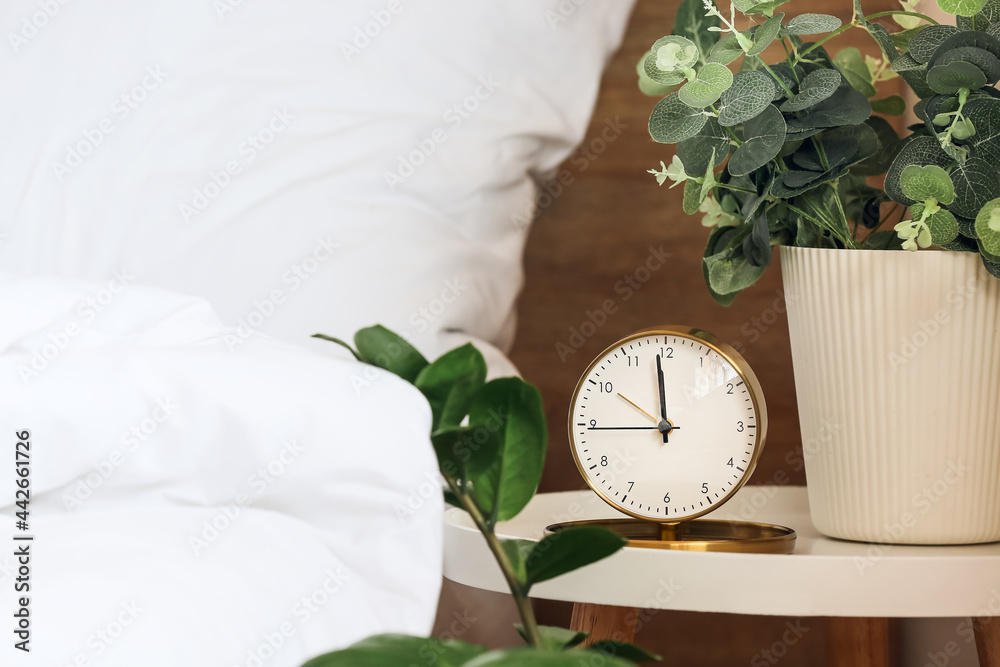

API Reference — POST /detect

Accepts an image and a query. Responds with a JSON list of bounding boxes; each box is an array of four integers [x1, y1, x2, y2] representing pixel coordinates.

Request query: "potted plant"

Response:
[[301, 327, 660, 665], [641, 0, 1000, 544]]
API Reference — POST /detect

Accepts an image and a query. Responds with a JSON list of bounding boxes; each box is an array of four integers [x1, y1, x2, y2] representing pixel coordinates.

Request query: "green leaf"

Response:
[[431, 427, 474, 480], [728, 104, 786, 176], [949, 157, 1000, 218], [585, 641, 663, 663], [933, 46, 1000, 84], [785, 85, 872, 128], [637, 54, 677, 96], [782, 13, 843, 35], [891, 26, 929, 52], [853, 0, 902, 63], [779, 68, 841, 112], [960, 0, 1000, 29], [891, 52, 925, 72], [870, 95, 906, 115], [649, 92, 709, 143], [927, 60, 989, 93], [679, 62, 735, 108], [964, 98, 1000, 164], [525, 526, 626, 589], [938, 0, 989, 17], [415, 344, 487, 431], [706, 254, 767, 296], [708, 32, 744, 65], [771, 165, 850, 197], [899, 164, 956, 204], [672, 0, 721, 57], [748, 13, 784, 56], [907, 25, 960, 63], [648, 35, 699, 72], [702, 225, 743, 305], [302, 634, 487, 667], [676, 116, 731, 174], [733, 0, 790, 16], [703, 222, 769, 296], [644, 52, 687, 86], [467, 378, 546, 523], [717, 70, 775, 126], [501, 538, 533, 584], [311, 333, 361, 360], [354, 325, 428, 383], [834, 47, 878, 97], [742, 209, 772, 267], [912, 203, 960, 244], [444, 489, 462, 506], [885, 135, 951, 204], [514, 625, 587, 651], [682, 177, 704, 215], [464, 648, 637, 667], [765, 63, 799, 101], [927, 30, 1000, 67], [975, 197, 1000, 258]]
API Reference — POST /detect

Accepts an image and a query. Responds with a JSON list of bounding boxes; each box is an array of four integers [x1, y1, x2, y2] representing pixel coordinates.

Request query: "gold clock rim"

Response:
[[546, 518, 795, 554], [566, 325, 769, 525]]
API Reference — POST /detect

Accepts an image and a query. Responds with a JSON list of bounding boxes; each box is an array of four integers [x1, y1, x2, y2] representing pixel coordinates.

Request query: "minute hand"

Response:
[[656, 354, 669, 443]]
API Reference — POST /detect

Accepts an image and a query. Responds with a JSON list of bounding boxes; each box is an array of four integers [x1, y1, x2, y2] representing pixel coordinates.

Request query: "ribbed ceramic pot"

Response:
[[781, 246, 1000, 544]]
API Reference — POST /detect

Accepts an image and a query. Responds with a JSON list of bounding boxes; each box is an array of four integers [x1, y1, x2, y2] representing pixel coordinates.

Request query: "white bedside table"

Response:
[[443, 486, 1000, 666]]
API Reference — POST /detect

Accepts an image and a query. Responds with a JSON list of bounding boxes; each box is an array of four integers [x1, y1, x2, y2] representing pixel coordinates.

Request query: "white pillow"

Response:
[[0, 0, 634, 374], [0, 274, 443, 666]]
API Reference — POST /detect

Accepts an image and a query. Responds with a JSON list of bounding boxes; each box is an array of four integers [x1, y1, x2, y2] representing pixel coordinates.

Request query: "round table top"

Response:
[[443, 486, 1000, 617]]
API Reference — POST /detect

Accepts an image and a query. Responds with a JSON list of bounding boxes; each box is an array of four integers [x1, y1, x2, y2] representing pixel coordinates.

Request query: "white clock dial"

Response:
[[568, 328, 766, 522]]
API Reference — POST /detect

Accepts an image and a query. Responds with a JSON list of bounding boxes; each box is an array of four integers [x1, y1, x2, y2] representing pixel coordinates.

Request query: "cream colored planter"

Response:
[[781, 246, 1000, 544]]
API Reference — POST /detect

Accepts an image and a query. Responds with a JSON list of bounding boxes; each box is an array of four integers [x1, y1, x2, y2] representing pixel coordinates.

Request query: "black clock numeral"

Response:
[[727, 383, 734, 395], [601, 456, 608, 466], [727, 458, 735, 467], [737, 421, 744, 432], [598, 382, 613, 393], [590, 419, 597, 428], [701, 483, 709, 494], [626, 355, 639, 366], [661, 347, 674, 359], [627, 481, 634, 492], [663, 492, 670, 503]]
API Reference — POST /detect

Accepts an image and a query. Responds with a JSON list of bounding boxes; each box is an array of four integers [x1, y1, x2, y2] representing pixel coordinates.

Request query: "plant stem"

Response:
[[758, 60, 795, 97], [445, 477, 544, 648], [710, 105, 743, 145], [794, 11, 938, 65], [866, 9, 939, 24]]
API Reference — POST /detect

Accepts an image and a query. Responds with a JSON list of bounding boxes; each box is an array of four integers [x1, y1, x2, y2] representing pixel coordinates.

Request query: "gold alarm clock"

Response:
[[552, 326, 795, 553]]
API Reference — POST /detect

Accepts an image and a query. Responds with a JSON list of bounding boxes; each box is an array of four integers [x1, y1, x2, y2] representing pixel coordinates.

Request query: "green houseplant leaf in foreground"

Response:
[[307, 328, 647, 665]]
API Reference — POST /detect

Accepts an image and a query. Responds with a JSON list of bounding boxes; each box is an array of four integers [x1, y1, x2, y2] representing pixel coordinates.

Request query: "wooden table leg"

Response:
[[570, 602, 638, 645], [826, 617, 890, 667], [975, 617, 1000, 667]]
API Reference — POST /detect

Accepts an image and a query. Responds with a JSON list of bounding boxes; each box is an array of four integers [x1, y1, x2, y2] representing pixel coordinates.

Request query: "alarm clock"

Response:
[[553, 326, 795, 553]]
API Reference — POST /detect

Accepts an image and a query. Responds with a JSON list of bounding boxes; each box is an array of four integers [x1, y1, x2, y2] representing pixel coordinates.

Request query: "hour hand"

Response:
[[616, 392, 658, 424]]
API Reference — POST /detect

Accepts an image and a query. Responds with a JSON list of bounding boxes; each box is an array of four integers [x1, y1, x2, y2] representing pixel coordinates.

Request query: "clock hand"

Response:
[[656, 354, 669, 443], [586, 426, 662, 430], [616, 393, 659, 424]]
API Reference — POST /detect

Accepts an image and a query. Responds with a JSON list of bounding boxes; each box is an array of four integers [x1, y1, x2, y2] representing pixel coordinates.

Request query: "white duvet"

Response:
[[0, 274, 443, 666]]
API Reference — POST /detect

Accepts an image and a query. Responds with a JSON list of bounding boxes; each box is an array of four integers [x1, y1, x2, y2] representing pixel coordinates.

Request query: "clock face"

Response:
[[568, 328, 766, 522]]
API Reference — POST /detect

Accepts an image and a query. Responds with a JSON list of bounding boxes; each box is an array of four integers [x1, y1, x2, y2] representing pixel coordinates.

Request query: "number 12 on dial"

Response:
[[567, 326, 767, 523]]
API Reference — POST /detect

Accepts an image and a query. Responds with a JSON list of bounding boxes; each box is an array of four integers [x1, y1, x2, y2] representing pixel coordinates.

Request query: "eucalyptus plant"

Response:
[[642, 0, 1000, 304], [303, 326, 659, 666]]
